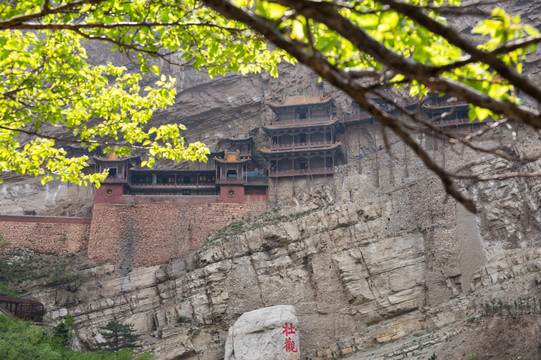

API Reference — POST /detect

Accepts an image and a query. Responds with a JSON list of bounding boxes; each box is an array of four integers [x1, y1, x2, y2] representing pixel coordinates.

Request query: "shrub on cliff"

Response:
[[98, 321, 142, 353], [0, 315, 153, 360]]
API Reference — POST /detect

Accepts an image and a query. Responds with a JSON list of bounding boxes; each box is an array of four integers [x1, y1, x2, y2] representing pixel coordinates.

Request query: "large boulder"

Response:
[[224, 305, 300, 360]]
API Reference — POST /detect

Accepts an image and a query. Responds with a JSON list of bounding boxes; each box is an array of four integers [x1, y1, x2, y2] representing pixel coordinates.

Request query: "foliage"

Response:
[[53, 315, 75, 347], [0, 282, 19, 297], [98, 321, 142, 353], [0, 250, 81, 288], [0, 315, 153, 360], [50, 262, 81, 292], [2, 0, 541, 209], [481, 296, 541, 316]]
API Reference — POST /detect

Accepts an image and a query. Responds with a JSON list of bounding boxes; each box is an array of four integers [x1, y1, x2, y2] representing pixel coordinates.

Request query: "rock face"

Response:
[[2, 98, 541, 359], [2, 1, 541, 357], [224, 305, 300, 360], [4, 132, 536, 359]]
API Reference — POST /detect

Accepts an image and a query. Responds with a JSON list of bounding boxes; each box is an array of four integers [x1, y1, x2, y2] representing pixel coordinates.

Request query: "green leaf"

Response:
[[474, 106, 492, 121], [80, 3, 92, 12]]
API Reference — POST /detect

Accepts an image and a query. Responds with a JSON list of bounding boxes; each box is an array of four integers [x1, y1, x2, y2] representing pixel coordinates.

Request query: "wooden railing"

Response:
[[269, 167, 334, 177], [270, 141, 334, 151], [432, 116, 472, 128], [215, 178, 245, 185], [130, 182, 216, 188], [268, 116, 335, 127]]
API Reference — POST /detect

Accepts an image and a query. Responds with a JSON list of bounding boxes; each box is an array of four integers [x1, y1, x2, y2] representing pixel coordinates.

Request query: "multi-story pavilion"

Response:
[[260, 96, 344, 177]]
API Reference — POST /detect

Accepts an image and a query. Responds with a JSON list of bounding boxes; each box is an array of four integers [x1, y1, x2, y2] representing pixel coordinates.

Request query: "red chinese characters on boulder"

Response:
[[284, 337, 298, 353], [282, 322, 298, 353], [282, 322, 297, 336]]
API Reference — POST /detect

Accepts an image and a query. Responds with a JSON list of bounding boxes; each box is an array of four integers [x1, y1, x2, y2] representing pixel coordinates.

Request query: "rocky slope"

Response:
[[2, 130, 540, 359], [2, 0, 541, 358]]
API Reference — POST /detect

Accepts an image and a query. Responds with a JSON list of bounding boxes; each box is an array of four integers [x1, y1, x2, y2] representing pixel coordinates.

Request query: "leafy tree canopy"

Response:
[[2, 0, 541, 210], [0, 0, 287, 186]]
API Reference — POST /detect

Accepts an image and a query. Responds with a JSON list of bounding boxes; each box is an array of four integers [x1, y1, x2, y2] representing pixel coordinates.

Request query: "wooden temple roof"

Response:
[[215, 157, 251, 164], [93, 154, 141, 163]]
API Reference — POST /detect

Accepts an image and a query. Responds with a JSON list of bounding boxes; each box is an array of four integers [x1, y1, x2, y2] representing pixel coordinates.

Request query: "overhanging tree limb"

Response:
[[200, 0, 479, 211]]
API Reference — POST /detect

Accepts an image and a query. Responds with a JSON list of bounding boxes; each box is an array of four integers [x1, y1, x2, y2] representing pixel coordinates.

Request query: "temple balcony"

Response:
[[216, 178, 246, 185], [246, 174, 268, 185], [340, 111, 375, 125], [268, 167, 334, 178], [215, 174, 268, 185], [269, 140, 336, 152], [129, 182, 216, 189], [432, 116, 476, 128], [268, 115, 336, 128], [340, 104, 395, 126], [102, 175, 129, 184], [129, 170, 216, 189]]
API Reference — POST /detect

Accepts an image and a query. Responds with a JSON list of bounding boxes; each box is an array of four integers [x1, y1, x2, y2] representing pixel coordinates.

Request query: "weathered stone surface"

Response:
[[2, 126, 539, 359], [3, 5, 541, 357], [224, 305, 300, 360]]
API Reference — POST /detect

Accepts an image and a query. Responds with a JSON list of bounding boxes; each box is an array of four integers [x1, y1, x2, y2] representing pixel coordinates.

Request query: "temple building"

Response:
[[215, 136, 267, 203], [421, 93, 471, 128], [88, 96, 369, 205], [259, 96, 344, 178], [93, 153, 140, 202], [93, 138, 267, 204], [128, 148, 223, 196]]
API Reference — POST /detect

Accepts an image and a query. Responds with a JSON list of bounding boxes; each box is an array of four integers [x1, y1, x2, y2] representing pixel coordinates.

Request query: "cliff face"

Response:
[[4, 133, 539, 359], [2, 1, 541, 357]]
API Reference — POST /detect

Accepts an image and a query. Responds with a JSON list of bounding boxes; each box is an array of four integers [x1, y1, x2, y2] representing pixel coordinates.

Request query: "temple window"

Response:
[[227, 169, 237, 179]]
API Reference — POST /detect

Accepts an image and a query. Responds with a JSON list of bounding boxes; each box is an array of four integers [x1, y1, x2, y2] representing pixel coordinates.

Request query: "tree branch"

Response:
[[377, 0, 541, 103], [0, 0, 106, 29], [201, 0, 478, 212]]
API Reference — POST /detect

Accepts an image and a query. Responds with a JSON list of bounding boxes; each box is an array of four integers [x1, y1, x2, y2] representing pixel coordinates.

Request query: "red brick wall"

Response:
[[0, 216, 91, 254], [88, 196, 266, 266], [219, 185, 268, 204], [0, 196, 266, 265], [95, 183, 127, 203]]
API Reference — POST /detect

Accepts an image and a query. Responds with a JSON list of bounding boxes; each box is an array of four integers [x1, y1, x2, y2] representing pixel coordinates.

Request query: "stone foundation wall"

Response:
[[88, 196, 266, 267], [0, 196, 266, 266], [0, 216, 91, 254]]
